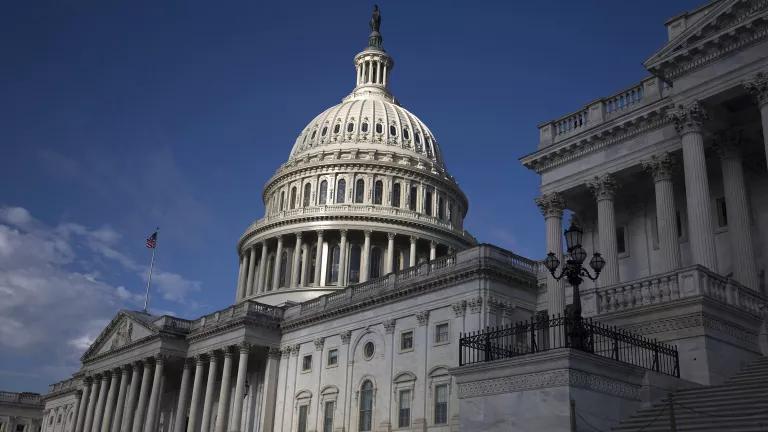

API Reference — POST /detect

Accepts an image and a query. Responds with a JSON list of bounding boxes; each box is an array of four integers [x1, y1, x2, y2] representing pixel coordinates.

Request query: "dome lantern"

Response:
[[354, 5, 394, 90]]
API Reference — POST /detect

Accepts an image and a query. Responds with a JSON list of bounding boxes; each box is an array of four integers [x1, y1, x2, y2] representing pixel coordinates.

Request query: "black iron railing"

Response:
[[459, 314, 680, 377]]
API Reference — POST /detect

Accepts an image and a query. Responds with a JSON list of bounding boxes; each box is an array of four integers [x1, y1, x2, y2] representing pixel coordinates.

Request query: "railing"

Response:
[[554, 110, 588, 137], [459, 314, 680, 377], [48, 377, 80, 395], [154, 315, 192, 331], [0, 391, 43, 405], [190, 300, 284, 331], [605, 83, 644, 115]]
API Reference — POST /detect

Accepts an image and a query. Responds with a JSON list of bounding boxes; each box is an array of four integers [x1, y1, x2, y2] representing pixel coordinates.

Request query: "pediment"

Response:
[[81, 311, 159, 362], [644, 0, 767, 73]]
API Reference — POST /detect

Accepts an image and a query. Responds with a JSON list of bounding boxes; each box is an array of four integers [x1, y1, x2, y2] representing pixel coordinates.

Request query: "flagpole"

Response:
[[143, 228, 159, 313]]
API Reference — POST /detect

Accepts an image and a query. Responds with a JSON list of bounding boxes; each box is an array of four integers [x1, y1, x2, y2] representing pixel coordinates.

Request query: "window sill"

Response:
[[432, 340, 450, 347], [399, 348, 414, 354]]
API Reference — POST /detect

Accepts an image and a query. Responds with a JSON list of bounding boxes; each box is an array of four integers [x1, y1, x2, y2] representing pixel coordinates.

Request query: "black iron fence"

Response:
[[459, 314, 680, 377]]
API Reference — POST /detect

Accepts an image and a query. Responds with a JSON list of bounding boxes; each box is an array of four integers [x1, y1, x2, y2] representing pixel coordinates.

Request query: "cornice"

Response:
[[186, 314, 281, 344]]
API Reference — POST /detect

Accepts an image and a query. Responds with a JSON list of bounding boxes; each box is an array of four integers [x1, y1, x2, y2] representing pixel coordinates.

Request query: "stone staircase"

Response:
[[612, 356, 768, 431]]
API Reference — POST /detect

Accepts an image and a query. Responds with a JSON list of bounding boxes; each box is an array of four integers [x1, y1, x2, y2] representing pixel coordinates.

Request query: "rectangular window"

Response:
[[327, 349, 338, 367], [400, 331, 413, 351], [302, 354, 312, 372], [409, 186, 418, 211], [676, 210, 683, 238], [716, 197, 728, 228], [434, 384, 448, 424], [298, 405, 308, 432], [435, 323, 449, 344], [323, 401, 335, 432], [398, 390, 411, 428], [616, 226, 627, 255]]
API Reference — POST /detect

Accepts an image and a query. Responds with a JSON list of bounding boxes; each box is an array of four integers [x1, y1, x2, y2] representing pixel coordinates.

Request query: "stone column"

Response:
[[143, 356, 165, 432], [338, 230, 348, 285], [173, 359, 193, 432], [291, 232, 303, 287], [535, 192, 566, 314], [272, 236, 284, 290], [230, 344, 251, 432], [642, 152, 681, 272], [74, 378, 92, 432], [386, 232, 395, 273], [131, 360, 153, 432], [90, 374, 109, 432], [744, 71, 768, 167], [236, 254, 246, 301], [668, 101, 718, 271], [259, 348, 281, 432], [213, 348, 234, 432], [429, 241, 437, 261], [100, 370, 120, 432], [588, 174, 620, 285], [300, 244, 309, 286], [716, 134, 760, 289], [245, 246, 257, 297], [409, 236, 418, 267], [314, 231, 324, 285], [121, 363, 141, 432], [200, 352, 219, 432], [256, 242, 268, 293], [186, 356, 206, 432], [360, 230, 371, 282], [111, 366, 129, 432]]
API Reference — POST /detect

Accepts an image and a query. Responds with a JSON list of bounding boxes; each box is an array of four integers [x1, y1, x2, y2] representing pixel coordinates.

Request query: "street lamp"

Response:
[[543, 218, 605, 348]]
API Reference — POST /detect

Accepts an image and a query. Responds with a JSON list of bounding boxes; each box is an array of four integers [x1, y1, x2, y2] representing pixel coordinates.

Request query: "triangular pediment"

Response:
[[81, 310, 159, 362], [644, 0, 767, 72]]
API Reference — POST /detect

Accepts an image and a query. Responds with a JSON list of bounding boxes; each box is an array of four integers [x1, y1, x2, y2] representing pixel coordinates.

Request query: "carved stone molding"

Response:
[[744, 71, 768, 108], [456, 369, 640, 401], [290, 344, 301, 356], [314, 337, 326, 351], [452, 300, 467, 317], [416, 310, 430, 326], [383, 319, 396, 334], [712, 130, 742, 160], [468, 297, 483, 314], [280, 347, 291, 359], [667, 101, 708, 136], [267, 346, 282, 359], [588, 173, 618, 201], [341, 330, 352, 344], [641, 152, 676, 182], [535, 192, 566, 219]]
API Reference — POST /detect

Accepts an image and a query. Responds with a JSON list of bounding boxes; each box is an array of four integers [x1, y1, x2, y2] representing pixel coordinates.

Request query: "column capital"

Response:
[[535, 192, 565, 218], [340, 330, 352, 344], [364, 229, 372, 238], [194, 354, 206, 364], [744, 71, 768, 108], [295, 231, 303, 240], [416, 310, 430, 326], [267, 346, 282, 359], [430, 240, 437, 248], [316, 229, 324, 237], [280, 346, 291, 358], [410, 235, 418, 244], [387, 232, 396, 240], [313, 337, 325, 351], [236, 342, 252, 354], [713, 130, 742, 160], [383, 319, 396, 334], [119, 365, 131, 374], [290, 344, 301, 356], [276, 235, 283, 243], [340, 229, 348, 238], [222, 346, 234, 358], [452, 300, 467, 317], [641, 152, 676, 182], [667, 100, 708, 135], [183, 357, 194, 369], [588, 173, 618, 201]]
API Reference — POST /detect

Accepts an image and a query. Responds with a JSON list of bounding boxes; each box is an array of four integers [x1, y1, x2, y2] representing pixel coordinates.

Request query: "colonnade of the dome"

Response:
[[235, 228, 453, 302]]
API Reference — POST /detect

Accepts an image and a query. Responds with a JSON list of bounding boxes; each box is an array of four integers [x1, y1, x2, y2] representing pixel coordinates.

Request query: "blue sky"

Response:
[[0, 0, 705, 392]]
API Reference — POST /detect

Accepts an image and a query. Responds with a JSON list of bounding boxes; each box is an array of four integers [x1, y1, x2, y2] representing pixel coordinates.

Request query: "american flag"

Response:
[[145, 231, 158, 249]]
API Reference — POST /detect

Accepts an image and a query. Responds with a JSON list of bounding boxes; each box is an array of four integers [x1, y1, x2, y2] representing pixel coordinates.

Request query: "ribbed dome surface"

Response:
[[288, 95, 445, 168]]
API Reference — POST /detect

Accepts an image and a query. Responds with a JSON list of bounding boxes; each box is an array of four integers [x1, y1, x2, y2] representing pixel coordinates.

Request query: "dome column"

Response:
[[409, 236, 418, 267], [338, 230, 349, 286], [314, 231, 324, 286], [272, 236, 284, 290], [236, 255, 246, 300], [386, 233, 395, 274], [300, 243, 309, 286], [290, 232, 303, 287], [360, 230, 372, 282], [245, 246, 257, 297], [256, 241, 268, 294], [430, 241, 437, 261]]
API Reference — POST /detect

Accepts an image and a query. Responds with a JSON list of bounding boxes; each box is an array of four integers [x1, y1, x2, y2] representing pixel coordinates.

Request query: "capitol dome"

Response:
[[234, 8, 475, 306]]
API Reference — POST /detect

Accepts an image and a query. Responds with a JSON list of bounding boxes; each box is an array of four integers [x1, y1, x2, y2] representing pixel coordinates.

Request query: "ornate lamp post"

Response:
[[543, 218, 605, 348]]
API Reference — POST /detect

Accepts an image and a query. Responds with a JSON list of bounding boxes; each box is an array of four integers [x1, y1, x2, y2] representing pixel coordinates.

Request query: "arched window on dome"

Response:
[[290, 187, 297, 210], [336, 179, 346, 204], [403, 128, 410, 140], [359, 380, 374, 431], [347, 122, 354, 133], [280, 191, 286, 211], [392, 183, 401, 208], [322, 126, 328, 136], [328, 244, 340, 284], [409, 186, 417, 211], [425, 138, 434, 158], [370, 247, 382, 278], [373, 180, 383, 205], [319, 180, 328, 205], [414, 133, 423, 152], [348, 245, 361, 284], [438, 196, 445, 220], [303, 183, 311, 207], [425, 190, 433, 216], [376, 123, 383, 134], [389, 125, 397, 136], [311, 129, 317, 139], [279, 250, 289, 288], [361, 122, 369, 133], [334, 124, 340, 134], [355, 179, 365, 204]]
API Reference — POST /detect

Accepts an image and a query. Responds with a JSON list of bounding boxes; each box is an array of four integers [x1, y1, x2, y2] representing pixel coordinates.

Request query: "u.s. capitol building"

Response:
[[34, 1, 768, 432]]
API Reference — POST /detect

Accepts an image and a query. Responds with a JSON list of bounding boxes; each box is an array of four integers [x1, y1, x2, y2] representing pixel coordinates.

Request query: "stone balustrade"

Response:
[[189, 301, 284, 332], [47, 377, 81, 396], [583, 265, 768, 318], [0, 391, 43, 406]]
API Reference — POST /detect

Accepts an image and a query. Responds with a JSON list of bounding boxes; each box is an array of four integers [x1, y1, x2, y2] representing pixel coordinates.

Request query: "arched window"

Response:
[[279, 251, 289, 288], [359, 380, 374, 431], [333, 124, 340, 134], [290, 187, 297, 209], [389, 125, 397, 136], [409, 186, 417, 211], [370, 247, 382, 278], [373, 180, 383, 205], [426, 139, 434, 158], [376, 123, 383, 134], [303, 183, 311, 207], [415, 132, 421, 144], [425, 190, 433, 216], [349, 245, 361, 284], [319, 180, 328, 205], [311, 129, 317, 139], [438, 197, 445, 220], [362, 122, 369, 133], [328, 245, 340, 284], [280, 191, 285, 210], [347, 122, 354, 133], [392, 183, 401, 208], [322, 126, 328, 136], [336, 179, 346, 204], [403, 128, 410, 140], [355, 179, 365, 204]]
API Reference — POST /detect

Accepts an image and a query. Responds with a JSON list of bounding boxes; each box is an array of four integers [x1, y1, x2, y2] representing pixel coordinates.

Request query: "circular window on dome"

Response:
[[361, 122, 369, 133], [376, 123, 383, 134], [347, 122, 354, 133], [322, 126, 328, 136], [363, 341, 375, 359], [333, 124, 340, 134], [389, 125, 397, 136]]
